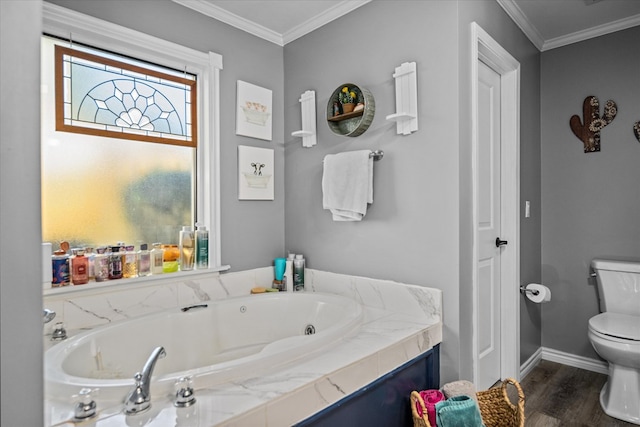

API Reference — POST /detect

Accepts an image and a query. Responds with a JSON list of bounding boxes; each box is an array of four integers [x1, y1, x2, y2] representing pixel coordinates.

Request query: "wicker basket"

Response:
[[411, 378, 525, 427]]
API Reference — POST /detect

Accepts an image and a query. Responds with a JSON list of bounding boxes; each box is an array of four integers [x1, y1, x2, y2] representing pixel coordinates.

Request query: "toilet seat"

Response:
[[589, 313, 640, 342]]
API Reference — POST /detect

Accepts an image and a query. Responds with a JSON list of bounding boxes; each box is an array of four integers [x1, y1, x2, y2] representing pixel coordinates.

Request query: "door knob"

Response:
[[495, 237, 508, 248]]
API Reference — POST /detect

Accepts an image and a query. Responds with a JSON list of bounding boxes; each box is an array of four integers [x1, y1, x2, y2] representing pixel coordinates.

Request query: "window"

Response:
[[42, 4, 223, 272], [42, 36, 196, 248]]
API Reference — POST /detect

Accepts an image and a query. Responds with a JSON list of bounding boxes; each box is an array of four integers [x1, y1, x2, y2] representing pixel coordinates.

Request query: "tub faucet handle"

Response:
[[43, 308, 56, 323], [51, 322, 67, 341], [174, 376, 196, 408], [73, 388, 98, 420]]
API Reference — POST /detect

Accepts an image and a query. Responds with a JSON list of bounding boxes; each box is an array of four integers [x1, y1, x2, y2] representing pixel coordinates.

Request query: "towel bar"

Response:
[[369, 150, 384, 161], [322, 150, 384, 163]]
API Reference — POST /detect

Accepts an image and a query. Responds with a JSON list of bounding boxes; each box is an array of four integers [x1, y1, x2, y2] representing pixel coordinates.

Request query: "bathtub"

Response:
[[45, 292, 363, 404]]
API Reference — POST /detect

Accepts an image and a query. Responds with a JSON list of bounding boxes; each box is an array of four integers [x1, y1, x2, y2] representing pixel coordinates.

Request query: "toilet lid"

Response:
[[589, 313, 640, 341]]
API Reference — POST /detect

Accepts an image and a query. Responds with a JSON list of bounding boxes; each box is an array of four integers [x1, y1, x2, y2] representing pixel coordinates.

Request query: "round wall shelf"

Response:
[[326, 83, 375, 137]]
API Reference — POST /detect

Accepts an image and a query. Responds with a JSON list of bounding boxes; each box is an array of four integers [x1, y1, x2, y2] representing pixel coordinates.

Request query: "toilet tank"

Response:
[[591, 259, 640, 316]]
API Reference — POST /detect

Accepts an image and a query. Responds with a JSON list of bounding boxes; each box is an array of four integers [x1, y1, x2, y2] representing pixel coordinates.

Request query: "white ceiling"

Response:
[[173, 0, 640, 50]]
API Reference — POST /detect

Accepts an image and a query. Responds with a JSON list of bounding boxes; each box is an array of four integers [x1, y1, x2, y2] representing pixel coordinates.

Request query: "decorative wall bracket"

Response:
[[386, 62, 418, 136], [569, 95, 617, 153], [291, 90, 317, 148]]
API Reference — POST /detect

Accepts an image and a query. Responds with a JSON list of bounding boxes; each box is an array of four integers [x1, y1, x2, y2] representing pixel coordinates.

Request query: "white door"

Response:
[[476, 59, 503, 390]]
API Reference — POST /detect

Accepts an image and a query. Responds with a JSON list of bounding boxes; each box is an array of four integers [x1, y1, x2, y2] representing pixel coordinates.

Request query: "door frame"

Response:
[[470, 22, 521, 384]]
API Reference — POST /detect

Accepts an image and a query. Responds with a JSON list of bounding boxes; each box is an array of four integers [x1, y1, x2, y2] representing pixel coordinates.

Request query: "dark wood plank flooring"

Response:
[[517, 360, 635, 427]]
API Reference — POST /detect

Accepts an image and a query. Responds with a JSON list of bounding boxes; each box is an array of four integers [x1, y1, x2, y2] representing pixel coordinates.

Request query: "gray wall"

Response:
[[47, 0, 286, 272], [541, 26, 640, 359], [283, 0, 542, 382], [1, 2, 44, 426]]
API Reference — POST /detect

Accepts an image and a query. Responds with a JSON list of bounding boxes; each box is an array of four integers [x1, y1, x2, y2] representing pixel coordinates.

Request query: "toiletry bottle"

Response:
[[163, 244, 180, 273], [137, 243, 151, 277], [85, 247, 95, 281], [108, 245, 123, 280], [71, 248, 89, 285], [150, 243, 164, 275], [293, 254, 305, 292], [273, 257, 286, 291], [94, 247, 109, 282], [284, 253, 294, 292], [123, 245, 138, 278], [179, 226, 195, 271], [51, 249, 70, 287], [195, 223, 209, 269]]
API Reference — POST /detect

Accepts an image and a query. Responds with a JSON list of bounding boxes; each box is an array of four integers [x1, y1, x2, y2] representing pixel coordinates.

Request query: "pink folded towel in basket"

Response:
[[415, 389, 445, 427]]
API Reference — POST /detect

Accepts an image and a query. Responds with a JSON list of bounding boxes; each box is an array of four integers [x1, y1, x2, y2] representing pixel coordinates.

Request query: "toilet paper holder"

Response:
[[519, 285, 539, 296]]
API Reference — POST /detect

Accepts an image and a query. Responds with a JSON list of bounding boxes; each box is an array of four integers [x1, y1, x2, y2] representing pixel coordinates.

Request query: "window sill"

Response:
[[43, 265, 231, 298]]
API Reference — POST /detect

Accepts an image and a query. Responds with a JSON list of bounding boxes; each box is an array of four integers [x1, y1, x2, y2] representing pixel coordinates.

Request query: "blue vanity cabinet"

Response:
[[295, 345, 440, 427]]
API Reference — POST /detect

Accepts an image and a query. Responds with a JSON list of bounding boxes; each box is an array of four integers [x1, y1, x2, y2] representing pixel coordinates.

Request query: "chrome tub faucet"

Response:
[[124, 346, 166, 415], [43, 308, 56, 323]]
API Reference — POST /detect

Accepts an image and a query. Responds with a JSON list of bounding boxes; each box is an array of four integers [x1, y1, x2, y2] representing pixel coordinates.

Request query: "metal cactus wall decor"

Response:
[[634, 121, 640, 143], [569, 95, 617, 153]]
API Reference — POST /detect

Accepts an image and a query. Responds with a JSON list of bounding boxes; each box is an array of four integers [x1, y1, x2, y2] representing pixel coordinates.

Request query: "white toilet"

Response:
[[588, 259, 640, 425]]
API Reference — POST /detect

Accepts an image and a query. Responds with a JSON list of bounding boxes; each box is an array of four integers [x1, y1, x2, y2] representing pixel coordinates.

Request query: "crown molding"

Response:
[[496, 0, 544, 51], [542, 13, 640, 51], [173, 0, 284, 45], [283, 0, 371, 45], [173, 0, 370, 46], [497, 0, 640, 52]]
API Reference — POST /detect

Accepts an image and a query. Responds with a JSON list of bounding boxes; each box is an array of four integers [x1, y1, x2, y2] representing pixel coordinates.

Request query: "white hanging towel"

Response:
[[322, 150, 373, 221]]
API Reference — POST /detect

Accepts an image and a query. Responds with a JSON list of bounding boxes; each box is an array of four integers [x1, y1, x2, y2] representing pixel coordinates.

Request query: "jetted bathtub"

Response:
[[45, 292, 363, 404]]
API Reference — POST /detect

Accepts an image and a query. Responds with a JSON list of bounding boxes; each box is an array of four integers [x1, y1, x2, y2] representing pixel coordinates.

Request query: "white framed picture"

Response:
[[238, 145, 274, 200], [236, 80, 272, 141]]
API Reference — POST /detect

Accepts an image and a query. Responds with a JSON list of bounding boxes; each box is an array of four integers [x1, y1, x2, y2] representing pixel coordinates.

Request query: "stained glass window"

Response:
[[55, 45, 196, 147]]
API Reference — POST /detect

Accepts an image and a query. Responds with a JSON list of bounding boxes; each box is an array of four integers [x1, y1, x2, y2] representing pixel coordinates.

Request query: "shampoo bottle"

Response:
[[293, 254, 305, 292], [195, 223, 209, 269], [284, 253, 294, 292], [179, 226, 195, 271]]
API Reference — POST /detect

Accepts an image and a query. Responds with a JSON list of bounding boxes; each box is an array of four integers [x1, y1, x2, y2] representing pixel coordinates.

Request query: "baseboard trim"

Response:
[[541, 347, 609, 375], [519, 347, 542, 379], [520, 347, 608, 377]]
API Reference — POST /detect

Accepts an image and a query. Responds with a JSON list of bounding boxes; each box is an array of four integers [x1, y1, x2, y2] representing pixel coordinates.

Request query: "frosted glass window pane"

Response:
[[42, 36, 195, 249], [41, 137, 194, 248]]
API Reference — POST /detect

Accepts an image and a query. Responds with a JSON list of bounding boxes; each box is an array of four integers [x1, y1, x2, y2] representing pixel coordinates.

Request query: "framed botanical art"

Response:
[[236, 80, 272, 141], [238, 145, 274, 200]]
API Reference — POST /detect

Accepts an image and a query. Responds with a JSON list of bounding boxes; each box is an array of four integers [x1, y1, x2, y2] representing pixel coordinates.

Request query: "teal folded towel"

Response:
[[435, 395, 485, 427]]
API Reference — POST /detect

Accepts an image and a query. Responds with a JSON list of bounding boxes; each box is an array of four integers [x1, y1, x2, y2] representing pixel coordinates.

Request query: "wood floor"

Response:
[[516, 360, 636, 427]]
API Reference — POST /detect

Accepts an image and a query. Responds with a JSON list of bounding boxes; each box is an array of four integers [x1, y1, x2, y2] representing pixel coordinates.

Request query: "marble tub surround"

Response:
[[42, 268, 272, 338], [44, 269, 442, 426], [306, 269, 442, 325]]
